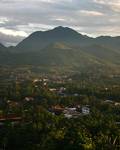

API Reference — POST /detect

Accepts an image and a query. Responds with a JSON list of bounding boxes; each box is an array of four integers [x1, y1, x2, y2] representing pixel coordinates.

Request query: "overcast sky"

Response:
[[0, 0, 120, 46]]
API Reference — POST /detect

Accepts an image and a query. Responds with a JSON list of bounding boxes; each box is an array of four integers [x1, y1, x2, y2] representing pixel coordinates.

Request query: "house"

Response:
[[82, 106, 90, 115], [24, 97, 34, 102], [50, 105, 90, 118], [0, 114, 22, 126], [115, 102, 120, 106], [74, 93, 79, 97], [65, 107, 76, 111], [33, 78, 42, 83], [116, 122, 120, 125], [7, 100, 19, 107], [63, 107, 81, 118], [64, 114, 72, 119], [50, 105, 64, 115], [43, 78, 49, 82], [49, 88, 57, 92], [104, 100, 113, 103]]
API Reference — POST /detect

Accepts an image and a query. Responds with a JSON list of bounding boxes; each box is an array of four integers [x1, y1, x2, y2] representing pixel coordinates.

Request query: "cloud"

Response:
[[93, 0, 120, 12], [0, 17, 9, 24], [0, 0, 120, 46], [0, 32, 24, 46], [0, 27, 27, 37], [79, 10, 104, 16]]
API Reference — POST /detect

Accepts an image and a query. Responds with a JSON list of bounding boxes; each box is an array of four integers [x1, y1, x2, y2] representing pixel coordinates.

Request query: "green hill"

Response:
[[0, 26, 120, 74]]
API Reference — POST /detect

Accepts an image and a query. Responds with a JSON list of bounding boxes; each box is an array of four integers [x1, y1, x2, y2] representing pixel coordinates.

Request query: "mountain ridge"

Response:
[[1, 26, 120, 49], [0, 26, 120, 74]]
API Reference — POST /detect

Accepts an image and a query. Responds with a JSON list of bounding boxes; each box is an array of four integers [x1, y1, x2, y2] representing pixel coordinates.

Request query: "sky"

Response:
[[0, 0, 120, 46]]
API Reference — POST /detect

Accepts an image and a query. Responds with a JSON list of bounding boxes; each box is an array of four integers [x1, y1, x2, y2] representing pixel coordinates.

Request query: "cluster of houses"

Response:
[[49, 105, 90, 118], [104, 99, 120, 106], [33, 78, 49, 86], [0, 114, 22, 126], [49, 87, 67, 96], [0, 96, 38, 126]]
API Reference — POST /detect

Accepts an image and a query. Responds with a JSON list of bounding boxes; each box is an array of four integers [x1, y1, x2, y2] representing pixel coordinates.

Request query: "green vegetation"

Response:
[[0, 26, 120, 149], [0, 69, 119, 150], [0, 26, 120, 74]]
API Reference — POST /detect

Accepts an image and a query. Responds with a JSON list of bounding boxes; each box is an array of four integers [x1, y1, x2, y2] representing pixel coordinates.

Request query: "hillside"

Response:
[[0, 26, 120, 74], [15, 26, 91, 52]]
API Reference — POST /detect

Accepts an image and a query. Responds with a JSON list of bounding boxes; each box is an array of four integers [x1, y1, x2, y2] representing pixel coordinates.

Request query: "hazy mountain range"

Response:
[[0, 26, 120, 73]]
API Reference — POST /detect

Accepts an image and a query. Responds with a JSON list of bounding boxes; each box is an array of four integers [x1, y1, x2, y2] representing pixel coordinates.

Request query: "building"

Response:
[[82, 106, 90, 115]]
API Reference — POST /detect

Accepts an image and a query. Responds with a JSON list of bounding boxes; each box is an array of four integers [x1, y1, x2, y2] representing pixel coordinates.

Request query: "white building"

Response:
[[82, 106, 90, 115]]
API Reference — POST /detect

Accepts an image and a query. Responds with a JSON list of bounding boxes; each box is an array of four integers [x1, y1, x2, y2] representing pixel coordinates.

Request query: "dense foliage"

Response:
[[0, 69, 120, 150]]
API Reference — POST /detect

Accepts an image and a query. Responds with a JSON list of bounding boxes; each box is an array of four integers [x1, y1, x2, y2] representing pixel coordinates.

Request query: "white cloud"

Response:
[[0, 27, 27, 37], [0, 17, 9, 24], [0, 0, 120, 45], [95, 26, 120, 36], [54, 18, 65, 21], [94, 0, 120, 12], [79, 10, 104, 16]]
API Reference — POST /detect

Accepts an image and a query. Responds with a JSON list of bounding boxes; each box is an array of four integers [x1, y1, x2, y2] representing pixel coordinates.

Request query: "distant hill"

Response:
[[0, 26, 120, 74], [95, 36, 120, 51], [0, 43, 7, 51], [15, 26, 91, 52]]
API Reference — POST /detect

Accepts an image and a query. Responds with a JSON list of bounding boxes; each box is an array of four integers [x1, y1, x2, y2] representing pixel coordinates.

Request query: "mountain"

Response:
[[15, 26, 120, 53], [0, 26, 120, 74], [0, 43, 13, 64], [15, 26, 91, 52], [0, 43, 7, 51], [82, 44, 120, 65], [95, 36, 120, 51]]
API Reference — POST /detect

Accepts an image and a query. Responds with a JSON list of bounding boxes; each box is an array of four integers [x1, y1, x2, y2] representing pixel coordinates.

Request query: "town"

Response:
[[0, 67, 120, 149]]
